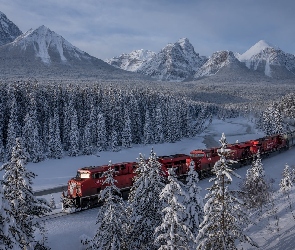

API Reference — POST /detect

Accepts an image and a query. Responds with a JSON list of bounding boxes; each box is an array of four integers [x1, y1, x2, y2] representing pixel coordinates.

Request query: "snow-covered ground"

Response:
[[3, 117, 295, 249]]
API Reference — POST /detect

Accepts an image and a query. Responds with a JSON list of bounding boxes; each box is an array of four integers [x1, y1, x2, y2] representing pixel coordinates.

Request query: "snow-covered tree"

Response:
[[92, 161, 128, 250], [143, 109, 154, 145], [240, 150, 271, 210], [0, 138, 51, 249], [155, 167, 195, 249], [280, 164, 295, 220], [48, 111, 63, 159], [49, 194, 56, 209], [184, 160, 204, 238], [96, 112, 107, 152], [196, 133, 257, 250], [121, 107, 132, 148], [68, 108, 80, 157], [0, 179, 21, 249], [262, 103, 283, 136], [82, 122, 93, 155], [22, 108, 44, 163], [154, 106, 164, 144], [111, 129, 119, 152], [126, 149, 165, 250]]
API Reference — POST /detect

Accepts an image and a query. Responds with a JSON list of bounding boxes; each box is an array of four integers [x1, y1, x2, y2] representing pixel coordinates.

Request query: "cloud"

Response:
[[0, 0, 294, 59]]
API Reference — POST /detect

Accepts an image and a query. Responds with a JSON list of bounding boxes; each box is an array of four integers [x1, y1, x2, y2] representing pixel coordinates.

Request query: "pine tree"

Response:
[[82, 123, 93, 155], [154, 105, 164, 144], [155, 167, 195, 249], [68, 108, 80, 157], [6, 96, 19, 159], [280, 164, 295, 220], [127, 149, 165, 250], [111, 129, 119, 152], [143, 109, 154, 145], [196, 133, 257, 250], [121, 107, 132, 148], [96, 112, 107, 152], [184, 160, 204, 239], [48, 111, 63, 159], [240, 151, 271, 210], [92, 161, 128, 250], [0, 138, 51, 249], [0, 179, 21, 249], [49, 194, 56, 209], [22, 110, 44, 163]]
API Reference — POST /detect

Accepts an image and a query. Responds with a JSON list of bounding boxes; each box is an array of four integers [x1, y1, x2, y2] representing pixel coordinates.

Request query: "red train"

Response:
[[62, 132, 295, 210]]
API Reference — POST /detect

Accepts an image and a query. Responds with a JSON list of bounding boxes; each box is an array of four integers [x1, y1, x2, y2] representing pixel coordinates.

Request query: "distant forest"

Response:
[[0, 79, 294, 163]]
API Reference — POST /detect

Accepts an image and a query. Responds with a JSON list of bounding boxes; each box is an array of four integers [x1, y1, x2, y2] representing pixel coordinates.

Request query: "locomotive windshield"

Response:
[[190, 153, 205, 158], [76, 171, 90, 179]]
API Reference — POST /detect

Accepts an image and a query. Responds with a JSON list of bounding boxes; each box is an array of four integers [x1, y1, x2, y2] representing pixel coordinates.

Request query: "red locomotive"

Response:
[[62, 132, 295, 210]]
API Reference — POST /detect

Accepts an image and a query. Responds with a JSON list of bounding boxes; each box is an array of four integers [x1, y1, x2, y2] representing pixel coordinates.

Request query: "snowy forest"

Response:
[[0, 80, 294, 164], [1, 79, 295, 249]]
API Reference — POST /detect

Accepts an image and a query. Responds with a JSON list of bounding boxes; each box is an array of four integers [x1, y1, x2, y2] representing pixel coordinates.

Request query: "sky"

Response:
[[0, 0, 294, 60]]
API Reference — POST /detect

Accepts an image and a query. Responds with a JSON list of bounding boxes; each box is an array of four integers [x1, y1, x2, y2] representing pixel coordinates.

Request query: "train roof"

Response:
[[79, 161, 137, 173]]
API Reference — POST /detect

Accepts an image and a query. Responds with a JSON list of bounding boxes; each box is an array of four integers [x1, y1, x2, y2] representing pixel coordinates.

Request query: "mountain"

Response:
[[0, 11, 22, 46], [194, 50, 251, 79], [237, 40, 295, 79], [137, 38, 207, 81], [0, 25, 145, 80], [105, 49, 156, 71]]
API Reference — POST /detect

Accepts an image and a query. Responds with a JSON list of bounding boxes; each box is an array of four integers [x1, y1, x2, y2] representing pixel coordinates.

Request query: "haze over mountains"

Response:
[[0, 11, 294, 82]]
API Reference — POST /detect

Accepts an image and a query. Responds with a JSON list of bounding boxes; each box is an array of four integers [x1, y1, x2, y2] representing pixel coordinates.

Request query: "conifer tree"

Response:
[[280, 164, 295, 220], [0, 179, 21, 249], [127, 150, 165, 250], [155, 168, 195, 249], [49, 194, 56, 209], [154, 106, 164, 144], [96, 112, 107, 152], [22, 107, 44, 163], [0, 138, 51, 249], [240, 151, 271, 210], [143, 109, 153, 145], [184, 160, 204, 238], [196, 133, 257, 250], [6, 96, 19, 159], [121, 107, 132, 148], [82, 123, 93, 155], [68, 108, 80, 157], [111, 129, 119, 152], [92, 161, 128, 250], [48, 111, 63, 159]]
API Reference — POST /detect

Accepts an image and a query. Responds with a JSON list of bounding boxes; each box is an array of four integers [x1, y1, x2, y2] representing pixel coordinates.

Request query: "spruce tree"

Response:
[[0, 138, 51, 249], [0, 179, 21, 249], [196, 133, 257, 250], [280, 164, 295, 220], [240, 151, 271, 210], [127, 149, 165, 250], [68, 108, 80, 157], [184, 160, 204, 239], [96, 112, 107, 152], [91, 161, 128, 249], [155, 168, 195, 249], [121, 107, 132, 148]]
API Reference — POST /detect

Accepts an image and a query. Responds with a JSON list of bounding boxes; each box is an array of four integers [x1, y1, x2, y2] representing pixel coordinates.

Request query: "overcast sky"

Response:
[[1, 0, 294, 59]]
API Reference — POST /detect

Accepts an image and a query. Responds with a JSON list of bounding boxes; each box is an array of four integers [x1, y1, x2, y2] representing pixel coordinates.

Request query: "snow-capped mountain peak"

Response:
[[0, 11, 22, 46], [238, 40, 278, 61], [12, 25, 86, 63], [106, 49, 156, 71], [136, 38, 207, 81], [237, 40, 295, 78]]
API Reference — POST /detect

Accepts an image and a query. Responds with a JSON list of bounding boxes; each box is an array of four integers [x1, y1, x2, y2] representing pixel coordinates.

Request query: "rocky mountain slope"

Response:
[[0, 11, 22, 46], [0, 25, 145, 80], [135, 38, 207, 81], [237, 40, 295, 79], [106, 49, 156, 71]]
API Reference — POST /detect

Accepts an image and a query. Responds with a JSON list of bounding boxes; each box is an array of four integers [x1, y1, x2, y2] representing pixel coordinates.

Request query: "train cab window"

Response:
[[132, 165, 137, 169], [190, 153, 205, 158], [206, 153, 211, 158], [93, 172, 103, 179], [115, 166, 119, 171], [120, 164, 126, 170]]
